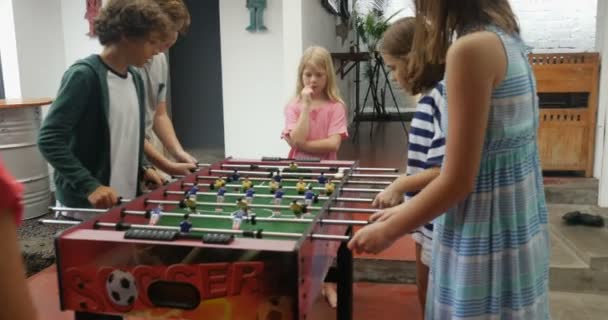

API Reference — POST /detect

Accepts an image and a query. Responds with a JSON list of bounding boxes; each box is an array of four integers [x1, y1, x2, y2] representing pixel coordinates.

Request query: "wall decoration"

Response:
[[85, 0, 102, 37], [321, 0, 340, 15], [246, 0, 268, 32]]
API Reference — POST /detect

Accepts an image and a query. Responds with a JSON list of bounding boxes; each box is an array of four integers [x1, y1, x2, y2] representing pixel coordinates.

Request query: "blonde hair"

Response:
[[295, 46, 344, 104]]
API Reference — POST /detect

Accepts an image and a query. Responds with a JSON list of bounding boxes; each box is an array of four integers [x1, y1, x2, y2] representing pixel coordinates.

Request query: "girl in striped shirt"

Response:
[[371, 17, 446, 312]]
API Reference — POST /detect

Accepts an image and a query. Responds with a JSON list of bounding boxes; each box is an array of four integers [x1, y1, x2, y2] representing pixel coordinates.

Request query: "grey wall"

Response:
[[0, 54, 4, 99], [169, 0, 224, 150]]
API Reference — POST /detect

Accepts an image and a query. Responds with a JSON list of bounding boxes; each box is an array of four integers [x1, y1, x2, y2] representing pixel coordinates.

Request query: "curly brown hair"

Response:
[[94, 0, 173, 45], [151, 0, 191, 35], [381, 17, 444, 95]]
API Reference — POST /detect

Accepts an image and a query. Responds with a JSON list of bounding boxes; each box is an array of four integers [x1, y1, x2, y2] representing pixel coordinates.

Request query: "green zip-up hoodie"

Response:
[[38, 55, 148, 208]]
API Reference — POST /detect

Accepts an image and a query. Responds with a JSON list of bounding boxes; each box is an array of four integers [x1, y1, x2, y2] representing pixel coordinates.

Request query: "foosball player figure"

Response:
[[304, 186, 315, 206], [324, 179, 335, 196], [185, 185, 199, 197], [236, 197, 249, 212], [272, 186, 284, 215], [241, 176, 253, 192], [273, 171, 282, 183], [180, 214, 193, 233], [269, 179, 279, 194], [295, 177, 307, 194], [290, 200, 307, 219], [216, 186, 226, 212], [289, 161, 298, 171], [213, 177, 226, 190], [317, 172, 327, 186], [245, 187, 255, 204], [180, 186, 199, 214], [231, 169, 240, 182], [149, 204, 163, 225]]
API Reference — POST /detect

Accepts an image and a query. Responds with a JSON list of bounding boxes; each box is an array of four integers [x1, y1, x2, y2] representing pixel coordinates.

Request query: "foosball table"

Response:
[[44, 158, 398, 320]]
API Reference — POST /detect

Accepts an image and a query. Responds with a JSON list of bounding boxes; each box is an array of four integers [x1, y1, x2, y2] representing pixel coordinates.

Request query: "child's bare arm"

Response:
[[153, 103, 196, 164], [373, 167, 441, 208], [296, 134, 342, 153], [0, 212, 37, 320], [143, 140, 194, 176]]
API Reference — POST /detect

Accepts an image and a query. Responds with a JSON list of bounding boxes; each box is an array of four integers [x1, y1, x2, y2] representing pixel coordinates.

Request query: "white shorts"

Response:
[[411, 224, 433, 266]]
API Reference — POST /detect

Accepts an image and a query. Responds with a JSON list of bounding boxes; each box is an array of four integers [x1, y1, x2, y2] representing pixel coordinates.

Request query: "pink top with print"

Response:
[[0, 158, 23, 225], [282, 100, 349, 160]]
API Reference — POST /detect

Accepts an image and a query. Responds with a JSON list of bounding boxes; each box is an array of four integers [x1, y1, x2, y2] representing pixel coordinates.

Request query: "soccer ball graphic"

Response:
[[105, 269, 138, 307]]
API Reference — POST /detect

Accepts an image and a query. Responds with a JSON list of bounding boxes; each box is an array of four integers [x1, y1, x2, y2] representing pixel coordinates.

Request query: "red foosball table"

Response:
[[45, 158, 398, 320]]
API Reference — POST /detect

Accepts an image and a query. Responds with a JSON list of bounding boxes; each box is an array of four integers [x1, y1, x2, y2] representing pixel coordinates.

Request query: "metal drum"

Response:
[[0, 99, 52, 219]]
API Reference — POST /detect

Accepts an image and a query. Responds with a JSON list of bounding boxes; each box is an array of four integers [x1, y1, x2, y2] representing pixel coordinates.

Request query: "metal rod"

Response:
[[39, 219, 81, 225], [196, 163, 211, 168], [195, 175, 391, 186], [220, 163, 349, 172], [350, 173, 400, 179], [145, 199, 377, 214], [164, 190, 373, 203], [182, 182, 381, 194], [211, 169, 345, 179], [356, 167, 398, 172], [92, 221, 350, 241]]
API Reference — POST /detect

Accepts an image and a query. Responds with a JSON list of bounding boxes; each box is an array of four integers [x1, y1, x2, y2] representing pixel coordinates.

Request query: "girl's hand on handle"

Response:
[[372, 186, 404, 209], [347, 220, 398, 254], [88, 186, 118, 208]]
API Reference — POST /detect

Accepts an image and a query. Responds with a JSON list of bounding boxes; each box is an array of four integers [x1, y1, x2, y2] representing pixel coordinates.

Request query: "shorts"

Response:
[[411, 223, 433, 266]]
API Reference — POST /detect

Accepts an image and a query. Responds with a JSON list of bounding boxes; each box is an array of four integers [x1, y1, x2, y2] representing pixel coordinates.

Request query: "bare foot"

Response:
[[321, 282, 337, 308]]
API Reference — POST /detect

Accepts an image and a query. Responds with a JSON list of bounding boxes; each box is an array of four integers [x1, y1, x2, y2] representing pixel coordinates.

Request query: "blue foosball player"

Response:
[[245, 187, 255, 204], [272, 186, 284, 215], [304, 186, 315, 206], [180, 214, 193, 233], [185, 186, 199, 198], [231, 170, 240, 182], [216, 186, 226, 212], [317, 172, 327, 185], [273, 171, 282, 183], [149, 204, 163, 225]]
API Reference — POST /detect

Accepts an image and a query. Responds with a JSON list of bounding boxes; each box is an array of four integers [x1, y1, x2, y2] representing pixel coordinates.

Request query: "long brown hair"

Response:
[[382, 17, 444, 94], [408, 0, 519, 85]]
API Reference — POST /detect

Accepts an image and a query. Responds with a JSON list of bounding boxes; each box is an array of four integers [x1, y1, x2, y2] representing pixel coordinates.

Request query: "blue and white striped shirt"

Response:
[[406, 82, 446, 199]]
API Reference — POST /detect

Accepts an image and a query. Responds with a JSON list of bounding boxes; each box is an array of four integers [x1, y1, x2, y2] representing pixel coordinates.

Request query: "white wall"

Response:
[[512, 0, 597, 52], [220, 0, 289, 158], [0, 0, 22, 98], [61, 0, 103, 67], [12, 0, 66, 102]]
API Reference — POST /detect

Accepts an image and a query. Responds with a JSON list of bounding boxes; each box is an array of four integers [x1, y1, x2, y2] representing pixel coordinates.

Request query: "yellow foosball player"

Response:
[[289, 161, 298, 171], [269, 180, 279, 194], [214, 177, 226, 190], [290, 200, 307, 219], [324, 180, 335, 196], [295, 177, 307, 195], [241, 177, 253, 192]]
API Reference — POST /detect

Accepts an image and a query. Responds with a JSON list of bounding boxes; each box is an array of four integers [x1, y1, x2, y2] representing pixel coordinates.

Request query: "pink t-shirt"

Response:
[[0, 158, 24, 225], [282, 99, 349, 160]]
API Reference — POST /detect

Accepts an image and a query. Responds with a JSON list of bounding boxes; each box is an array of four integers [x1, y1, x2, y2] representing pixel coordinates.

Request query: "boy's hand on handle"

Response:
[[372, 186, 404, 209], [88, 186, 118, 209], [301, 86, 314, 108], [143, 167, 163, 190], [165, 162, 197, 176], [173, 150, 198, 165], [347, 220, 397, 254]]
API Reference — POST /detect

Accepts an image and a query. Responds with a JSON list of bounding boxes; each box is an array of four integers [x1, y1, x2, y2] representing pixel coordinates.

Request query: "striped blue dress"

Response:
[[426, 26, 550, 319]]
